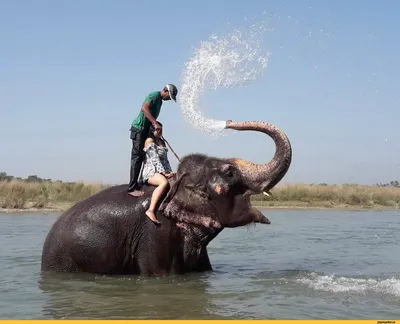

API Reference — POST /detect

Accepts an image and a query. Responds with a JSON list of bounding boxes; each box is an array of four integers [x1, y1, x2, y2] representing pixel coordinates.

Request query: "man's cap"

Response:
[[165, 84, 178, 102]]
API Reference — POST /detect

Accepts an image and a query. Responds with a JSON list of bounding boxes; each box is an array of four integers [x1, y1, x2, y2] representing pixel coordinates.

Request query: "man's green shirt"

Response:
[[131, 91, 162, 131]]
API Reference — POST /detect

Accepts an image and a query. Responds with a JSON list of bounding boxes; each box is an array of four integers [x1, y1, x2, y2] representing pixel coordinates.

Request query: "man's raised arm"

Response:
[[141, 101, 160, 130]]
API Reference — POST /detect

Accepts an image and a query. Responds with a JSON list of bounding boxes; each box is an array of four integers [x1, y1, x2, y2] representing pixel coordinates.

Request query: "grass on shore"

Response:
[[0, 180, 399, 212], [250, 183, 400, 210], [0, 180, 109, 210]]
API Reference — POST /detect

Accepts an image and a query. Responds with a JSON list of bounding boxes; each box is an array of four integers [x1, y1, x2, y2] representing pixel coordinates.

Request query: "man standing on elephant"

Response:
[[127, 84, 178, 197]]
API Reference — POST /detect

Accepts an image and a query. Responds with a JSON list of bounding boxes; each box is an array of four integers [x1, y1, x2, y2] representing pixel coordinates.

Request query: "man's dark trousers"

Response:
[[127, 126, 148, 192]]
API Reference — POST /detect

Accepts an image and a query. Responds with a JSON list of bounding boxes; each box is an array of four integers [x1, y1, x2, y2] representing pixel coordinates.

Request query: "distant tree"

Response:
[[389, 180, 399, 187], [0, 172, 53, 183], [26, 175, 42, 182], [374, 180, 400, 188], [0, 172, 14, 182]]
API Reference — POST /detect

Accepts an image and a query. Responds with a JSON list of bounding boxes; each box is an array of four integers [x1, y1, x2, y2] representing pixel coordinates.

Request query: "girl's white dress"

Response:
[[139, 141, 173, 184]]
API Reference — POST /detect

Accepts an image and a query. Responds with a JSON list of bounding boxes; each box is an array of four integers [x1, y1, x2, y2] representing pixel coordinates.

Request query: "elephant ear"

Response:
[[158, 172, 188, 212], [160, 173, 222, 229]]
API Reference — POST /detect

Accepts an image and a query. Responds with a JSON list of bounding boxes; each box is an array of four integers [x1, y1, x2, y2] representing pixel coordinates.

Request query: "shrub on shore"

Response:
[[0, 172, 399, 210], [0, 179, 108, 209], [250, 183, 400, 208]]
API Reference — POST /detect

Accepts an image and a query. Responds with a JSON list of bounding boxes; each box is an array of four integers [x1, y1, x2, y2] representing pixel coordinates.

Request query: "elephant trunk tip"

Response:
[[225, 120, 233, 128]]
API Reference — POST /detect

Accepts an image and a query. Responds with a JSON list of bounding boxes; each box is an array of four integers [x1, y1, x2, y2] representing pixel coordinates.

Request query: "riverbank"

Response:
[[1, 180, 399, 213], [1, 203, 397, 214]]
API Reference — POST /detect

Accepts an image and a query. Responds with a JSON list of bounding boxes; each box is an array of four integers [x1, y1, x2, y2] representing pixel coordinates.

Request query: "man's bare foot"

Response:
[[128, 190, 144, 197], [145, 210, 161, 225]]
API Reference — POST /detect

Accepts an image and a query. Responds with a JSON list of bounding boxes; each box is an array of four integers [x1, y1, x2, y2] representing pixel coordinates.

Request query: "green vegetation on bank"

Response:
[[0, 179, 107, 211], [250, 182, 400, 210], [0, 172, 399, 212]]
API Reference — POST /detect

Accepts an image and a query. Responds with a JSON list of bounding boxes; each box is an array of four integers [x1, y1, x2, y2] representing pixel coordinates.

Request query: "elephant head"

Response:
[[160, 120, 292, 229]]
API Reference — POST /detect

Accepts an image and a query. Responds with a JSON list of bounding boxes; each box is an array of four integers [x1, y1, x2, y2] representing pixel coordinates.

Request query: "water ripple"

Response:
[[1, 210, 400, 319]]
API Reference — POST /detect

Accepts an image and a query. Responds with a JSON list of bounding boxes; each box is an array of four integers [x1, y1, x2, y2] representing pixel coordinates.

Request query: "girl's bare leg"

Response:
[[145, 173, 169, 225]]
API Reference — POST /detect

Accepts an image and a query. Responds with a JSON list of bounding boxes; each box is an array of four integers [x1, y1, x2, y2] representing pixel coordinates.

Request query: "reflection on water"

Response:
[[38, 271, 226, 320]]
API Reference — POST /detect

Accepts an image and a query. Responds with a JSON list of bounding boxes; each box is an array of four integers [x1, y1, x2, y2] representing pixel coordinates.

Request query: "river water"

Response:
[[0, 209, 399, 319]]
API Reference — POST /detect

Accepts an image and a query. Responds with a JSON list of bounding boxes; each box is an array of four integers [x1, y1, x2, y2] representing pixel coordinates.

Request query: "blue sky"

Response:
[[1, 0, 399, 185]]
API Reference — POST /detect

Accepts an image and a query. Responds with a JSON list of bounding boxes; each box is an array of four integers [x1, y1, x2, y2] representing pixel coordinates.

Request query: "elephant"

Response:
[[40, 120, 292, 277]]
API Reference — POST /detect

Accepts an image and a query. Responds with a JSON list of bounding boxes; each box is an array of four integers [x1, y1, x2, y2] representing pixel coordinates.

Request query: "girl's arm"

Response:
[[164, 156, 173, 174]]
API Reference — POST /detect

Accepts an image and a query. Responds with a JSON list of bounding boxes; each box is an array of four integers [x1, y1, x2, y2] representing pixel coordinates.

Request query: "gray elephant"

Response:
[[41, 120, 292, 276]]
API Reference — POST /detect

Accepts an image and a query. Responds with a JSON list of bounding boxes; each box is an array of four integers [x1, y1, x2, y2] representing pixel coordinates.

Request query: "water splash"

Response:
[[179, 22, 270, 137], [296, 272, 400, 298]]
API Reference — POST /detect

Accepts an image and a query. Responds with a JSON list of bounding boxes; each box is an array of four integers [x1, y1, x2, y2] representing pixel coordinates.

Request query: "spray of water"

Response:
[[179, 21, 270, 137]]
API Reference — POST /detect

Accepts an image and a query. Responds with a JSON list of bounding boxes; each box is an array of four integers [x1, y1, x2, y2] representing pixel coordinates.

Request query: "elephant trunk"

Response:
[[225, 120, 292, 195]]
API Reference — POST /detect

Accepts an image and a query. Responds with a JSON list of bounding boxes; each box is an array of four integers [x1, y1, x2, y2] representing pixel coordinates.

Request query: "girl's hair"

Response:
[[148, 122, 166, 146]]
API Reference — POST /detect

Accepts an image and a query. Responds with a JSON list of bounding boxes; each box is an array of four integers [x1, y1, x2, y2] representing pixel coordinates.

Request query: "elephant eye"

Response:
[[220, 164, 234, 178], [225, 169, 233, 178]]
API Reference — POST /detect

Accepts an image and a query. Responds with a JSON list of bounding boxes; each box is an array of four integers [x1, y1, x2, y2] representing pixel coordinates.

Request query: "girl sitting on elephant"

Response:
[[139, 122, 176, 225]]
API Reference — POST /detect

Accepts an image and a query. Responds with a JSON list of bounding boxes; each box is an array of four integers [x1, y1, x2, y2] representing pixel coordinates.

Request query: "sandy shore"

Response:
[[0, 207, 64, 214], [0, 202, 71, 214], [251, 200, 399, 211], [1, 201, 398, 214]]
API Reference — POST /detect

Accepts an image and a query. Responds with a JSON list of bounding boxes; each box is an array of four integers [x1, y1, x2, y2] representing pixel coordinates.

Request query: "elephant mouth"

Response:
[[223, 195, 271, 228], [249, 206, 271, 225], [245, 194, 270, 225]]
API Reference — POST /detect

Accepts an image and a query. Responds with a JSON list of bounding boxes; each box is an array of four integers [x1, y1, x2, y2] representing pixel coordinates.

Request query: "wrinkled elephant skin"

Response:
[[41, 120, 292, 276]]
